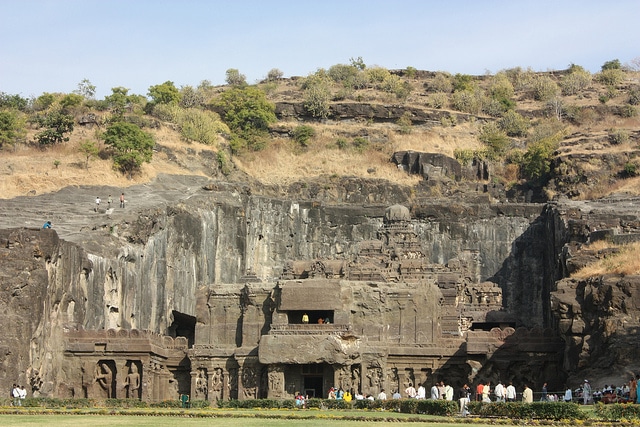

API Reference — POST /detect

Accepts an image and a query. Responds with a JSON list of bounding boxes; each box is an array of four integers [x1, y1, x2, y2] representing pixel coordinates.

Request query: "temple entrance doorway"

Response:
[[302, 364, 324, 398]]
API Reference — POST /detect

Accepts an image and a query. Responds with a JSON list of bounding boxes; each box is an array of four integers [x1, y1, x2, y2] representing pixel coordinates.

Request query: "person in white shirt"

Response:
[[377, 389, 387, 400], [430, 384, 439, 400], [506, 381, 517, 402], [405, 383, 417, 398], [19, 385, 27, 403], [417, 384, 426, 399], [444, 383, 454, 401], [494, 381, 505, 402]]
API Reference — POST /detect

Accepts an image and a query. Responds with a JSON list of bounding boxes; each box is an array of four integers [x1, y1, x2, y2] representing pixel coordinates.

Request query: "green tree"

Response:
[[0, 92, 29, 111], [33, 92, 58, 111], [266, 68, 284, 81], [601, 59, 621, 71], [148, 81, 180, 105], [521, 130, 564, 181], [179, 85, 206, 109], [60, 93, 84, 112], [349, 56, 366, 71], [104, 87, 131, 120], [225, 68, 247, 86], [74, 78, 96, 99], [213, 86, 276, 151], [78, 139, 99, 169], [102, 122, 154, 177], [33, 111, 74, 145], [0, 109, 27, 148]]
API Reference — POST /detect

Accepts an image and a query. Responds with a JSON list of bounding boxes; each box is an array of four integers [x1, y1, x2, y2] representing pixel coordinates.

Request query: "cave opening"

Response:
[[168, 310, 196, 347]]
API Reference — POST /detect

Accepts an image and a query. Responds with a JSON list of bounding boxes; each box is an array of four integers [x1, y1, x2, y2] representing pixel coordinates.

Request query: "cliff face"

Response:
[[1, 178, 639, 397]]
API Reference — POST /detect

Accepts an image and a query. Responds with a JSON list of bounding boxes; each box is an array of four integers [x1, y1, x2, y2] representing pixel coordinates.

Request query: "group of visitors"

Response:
[[327, 386, 353, 401], [95, 193, 125, 212], [11, 384, 27, 406]]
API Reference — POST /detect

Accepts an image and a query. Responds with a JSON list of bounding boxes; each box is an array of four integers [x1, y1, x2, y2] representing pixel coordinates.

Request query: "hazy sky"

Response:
[[1, 0, 638, 99]]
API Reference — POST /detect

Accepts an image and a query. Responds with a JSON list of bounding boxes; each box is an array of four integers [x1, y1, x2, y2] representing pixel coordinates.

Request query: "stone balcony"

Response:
[[268, 323, 352, 336]]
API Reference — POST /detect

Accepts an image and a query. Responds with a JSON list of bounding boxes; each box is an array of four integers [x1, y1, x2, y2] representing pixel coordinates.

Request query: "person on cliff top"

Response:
[[42, 221, 52, 229]]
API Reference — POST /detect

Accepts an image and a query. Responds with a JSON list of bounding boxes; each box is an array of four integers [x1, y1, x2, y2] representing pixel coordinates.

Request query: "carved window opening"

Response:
[[471, 321, 515, 331], [287, 310, 334, 324], [168, 310, 196, 347]]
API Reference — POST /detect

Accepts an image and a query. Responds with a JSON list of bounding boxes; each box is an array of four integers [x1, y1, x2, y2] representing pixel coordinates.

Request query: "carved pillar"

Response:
[[116, 360, 128, 398], [190, 369, 198, 401]]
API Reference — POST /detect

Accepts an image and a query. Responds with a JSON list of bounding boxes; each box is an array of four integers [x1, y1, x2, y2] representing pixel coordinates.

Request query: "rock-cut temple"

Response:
[[63, 204, 562, 402]]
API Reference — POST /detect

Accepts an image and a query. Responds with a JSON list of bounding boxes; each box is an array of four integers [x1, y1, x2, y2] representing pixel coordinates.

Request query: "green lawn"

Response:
[[0, 409, 521, 427]]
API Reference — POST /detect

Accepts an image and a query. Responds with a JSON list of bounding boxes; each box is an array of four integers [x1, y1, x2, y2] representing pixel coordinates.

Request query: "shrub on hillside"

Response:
[[531, 75, 559, 101], [292, 124, 316, 147], [498, 110, 529, 137], [597, 69, 625, 87], [427, 72, 453, 93], [302, 74, 332, 119], [479, 121, 510, 158], [560, 68, 592, 96]]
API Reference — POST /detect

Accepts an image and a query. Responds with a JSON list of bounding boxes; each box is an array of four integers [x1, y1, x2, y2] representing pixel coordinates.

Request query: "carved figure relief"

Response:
[[366, 367, 383, 395], [351, 365, 361, 393], [242, 366, 257, 399], [210, 368, 223, 401], [195, 368, 208, 400], [94, 361, 115, 398], [123, 361, 141, 399]]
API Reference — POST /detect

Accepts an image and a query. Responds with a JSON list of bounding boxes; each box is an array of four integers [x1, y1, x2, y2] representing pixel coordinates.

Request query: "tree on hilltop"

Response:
[[102, 122, 154, 178]]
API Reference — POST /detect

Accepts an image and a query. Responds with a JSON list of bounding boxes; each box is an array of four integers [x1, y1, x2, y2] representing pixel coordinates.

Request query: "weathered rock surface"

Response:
[[1, 172, 639, 401]]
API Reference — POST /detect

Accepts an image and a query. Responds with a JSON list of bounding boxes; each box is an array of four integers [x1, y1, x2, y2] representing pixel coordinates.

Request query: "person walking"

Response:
[[582, 380, 592, 405], [120, 192, 125, 208], [95, 196, 101, 212], [523, 384, 533, 403]]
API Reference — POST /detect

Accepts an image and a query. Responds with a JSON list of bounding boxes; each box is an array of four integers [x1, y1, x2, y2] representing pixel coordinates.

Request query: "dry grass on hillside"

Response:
[[572, 241, 640, 279], [233, 121, 482, 186], [0, 128, 205, 199]]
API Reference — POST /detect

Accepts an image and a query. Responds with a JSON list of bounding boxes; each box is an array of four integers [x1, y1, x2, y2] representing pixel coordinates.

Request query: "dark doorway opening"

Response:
[[168, 310, 196, 347], [302, 364, 325, 398], [288, 310, 334, 324], [304, 376, 323, 398]]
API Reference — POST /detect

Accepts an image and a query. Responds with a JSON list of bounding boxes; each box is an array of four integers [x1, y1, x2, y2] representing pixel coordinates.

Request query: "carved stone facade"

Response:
[[59, 204, 563, 402]]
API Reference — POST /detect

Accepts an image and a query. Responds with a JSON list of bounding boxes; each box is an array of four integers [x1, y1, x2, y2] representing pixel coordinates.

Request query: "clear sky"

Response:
[[1, 0, 638, 99]]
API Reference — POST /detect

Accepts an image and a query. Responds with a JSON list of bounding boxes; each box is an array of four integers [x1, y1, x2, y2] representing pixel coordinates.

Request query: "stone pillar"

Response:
[[116, 360, 128, 398], [190, 369, 198, 401], [397, 369, 407, 395]]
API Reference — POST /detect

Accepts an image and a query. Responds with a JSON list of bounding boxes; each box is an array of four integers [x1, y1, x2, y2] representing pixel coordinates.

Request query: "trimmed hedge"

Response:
[[467, 401, 585, 420], [594, 402, 640, 421]]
